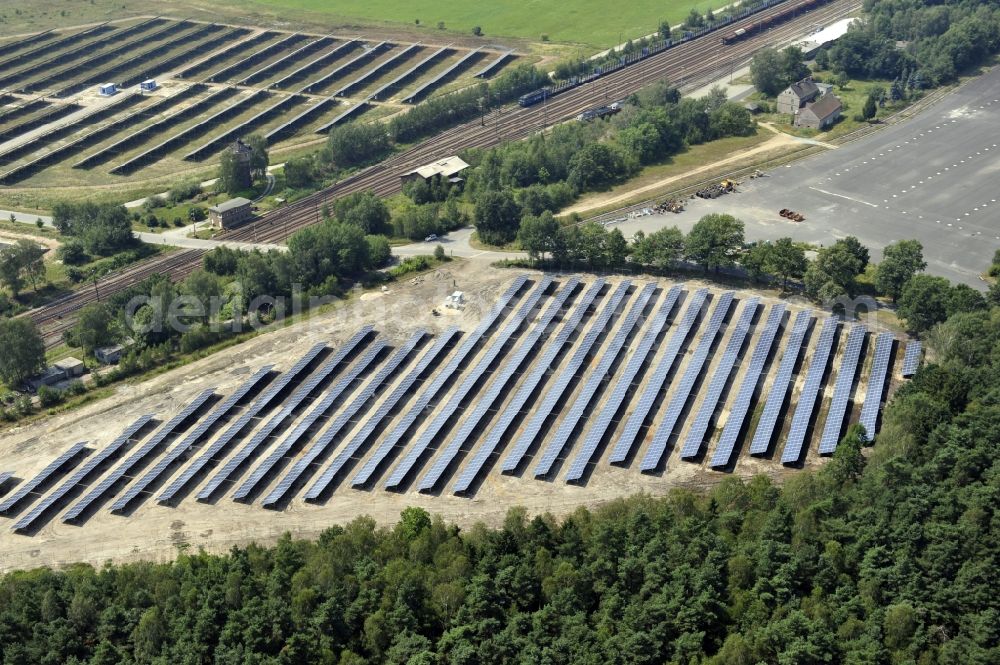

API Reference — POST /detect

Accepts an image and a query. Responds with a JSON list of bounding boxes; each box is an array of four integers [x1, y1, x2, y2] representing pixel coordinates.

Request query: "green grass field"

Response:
[[0, 0, 723, 47], [241, 0, 719, 47]]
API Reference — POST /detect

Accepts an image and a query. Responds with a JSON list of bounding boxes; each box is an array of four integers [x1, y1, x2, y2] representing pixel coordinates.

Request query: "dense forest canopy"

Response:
[[1, 299, 997, 664]]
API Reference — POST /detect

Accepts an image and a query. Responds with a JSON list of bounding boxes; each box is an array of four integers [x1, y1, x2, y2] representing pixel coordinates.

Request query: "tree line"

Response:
[[824, 0, 1000, 85], [518, 212, 992, 334], [0, 289, 997, 663]]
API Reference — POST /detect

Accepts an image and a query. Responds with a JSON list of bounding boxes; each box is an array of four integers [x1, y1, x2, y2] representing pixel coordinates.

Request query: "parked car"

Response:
[[424, 234, 438, 242]]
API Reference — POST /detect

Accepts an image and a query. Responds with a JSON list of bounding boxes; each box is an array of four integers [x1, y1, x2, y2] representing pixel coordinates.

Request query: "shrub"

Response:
[[64, 380, 86, 397], [37, 385, 64, 407]]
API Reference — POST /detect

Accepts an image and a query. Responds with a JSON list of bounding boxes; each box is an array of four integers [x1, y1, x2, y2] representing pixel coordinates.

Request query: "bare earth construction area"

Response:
[[0, 264, 917, 572]]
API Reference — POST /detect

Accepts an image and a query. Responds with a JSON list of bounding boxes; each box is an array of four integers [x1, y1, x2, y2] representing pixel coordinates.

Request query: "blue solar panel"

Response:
[[534, 283, 658, 479], [608, 288, 709, 464], [307, 327, 459, 499], [749, 310, 811, 455], [262, 330, 428, 505], [563, 284, 682, 483], [0, 471, 12, 488], [157, 343, 327, 503], [780, 316, 838, 464], [640, 291, 735, 471], [350, 276, 529, 487], [197, 328, 374, 500], [417, 278, 580, 492], [710, 304, 785, 467], [818, 325, 866, 455], [450, 279, 606, 494], [901, 340, 922, 377], [0, 442, 89, 514], [858, 332, 893, 442], [12, 416, 152, 532], [679, 297, 760, 460], [385, 276, 554, 489], [108, 369, 271, 513], [500, 280, 633, 473]]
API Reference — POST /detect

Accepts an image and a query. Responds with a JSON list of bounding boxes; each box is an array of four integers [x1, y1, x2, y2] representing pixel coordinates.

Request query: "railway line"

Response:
[[25, 0, 859, 346]]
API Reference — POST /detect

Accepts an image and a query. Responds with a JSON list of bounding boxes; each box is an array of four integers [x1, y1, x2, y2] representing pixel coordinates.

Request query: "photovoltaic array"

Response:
[[710, 304, 785, 468], [640, 291, 735, 471], [679, 297, 759, 460], [417, 278, 580, 491], [261, 329, 428, 506], [5, 275, 918, 529], [385, 276, 553, 488], [609, 288, 709, 464], [534, 283, 658, 479], [858, 332, 893, 442], [452, 279, 606, 493], [158, 343, 327, 503], [501, 280, 633, 473], [109, 368, 272, 513], [817, 324, 866, 454], [780, 316, 838, 464], [564, 284, 683, 482], [351, 275, 529, 487], [199, 327, 376, 500], [307, 328, 460, 499], [749, 310, 811, 455]]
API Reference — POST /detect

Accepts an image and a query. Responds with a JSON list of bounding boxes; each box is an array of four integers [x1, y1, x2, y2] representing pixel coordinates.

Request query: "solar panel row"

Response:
[[858, 332, 893, 442], [108, 368, 272, 513], [609, 288, 709, 464], [158, 343, 327, 503], [901, 340, 922, 377], [198, 328, 375, 500], [385, 275, 555, 489], [679, 297, 760, 460], [710, 304, 786, 468], [451, 279, 607, 494], [418, 277, 580, 491], [0, 442, 89, 514], [501, 280, 633, 473], [818, 324, 866, 455], [350, 276, 529, 486], [563, 285, 683, 482], [640, 291, 735, 471], [0, 471, 12, 489], [306, 327, 460, 499], [780, 316, 839, 464], [262, 331, 427, 506], [12, 416, 152, 532], [534, 282, 659, 479], [748, 310, 812, 455]]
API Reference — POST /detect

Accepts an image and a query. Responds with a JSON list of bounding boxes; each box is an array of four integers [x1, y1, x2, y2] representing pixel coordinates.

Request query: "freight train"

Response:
[[518, 0, 820, 108], [721, 0, 832, 44]]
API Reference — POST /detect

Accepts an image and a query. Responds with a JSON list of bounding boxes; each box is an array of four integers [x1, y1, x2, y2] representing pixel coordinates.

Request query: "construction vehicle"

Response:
[[696, 179, 737, 199]]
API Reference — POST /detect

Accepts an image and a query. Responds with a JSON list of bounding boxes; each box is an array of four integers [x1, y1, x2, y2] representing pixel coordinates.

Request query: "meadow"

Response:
[[237, 0, 720, 47]]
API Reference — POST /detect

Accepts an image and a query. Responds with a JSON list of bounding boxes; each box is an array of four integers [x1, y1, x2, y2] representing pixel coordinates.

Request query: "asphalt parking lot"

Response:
[[614, 67, 1000, 287]]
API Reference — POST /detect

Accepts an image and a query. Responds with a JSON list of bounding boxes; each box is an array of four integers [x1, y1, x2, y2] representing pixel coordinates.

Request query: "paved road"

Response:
[[0, 209, 286, 252], [392, 227, 526, 261], [610, 67, 1000, 288]]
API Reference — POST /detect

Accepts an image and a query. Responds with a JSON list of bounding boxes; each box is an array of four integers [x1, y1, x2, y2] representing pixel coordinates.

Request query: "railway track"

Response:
[[25, 0, 859, 346], [31, 249, 205, 348]]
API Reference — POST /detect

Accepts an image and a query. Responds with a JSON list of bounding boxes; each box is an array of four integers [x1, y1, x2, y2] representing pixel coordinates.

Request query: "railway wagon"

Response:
[[721, 0, 830, 45]]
